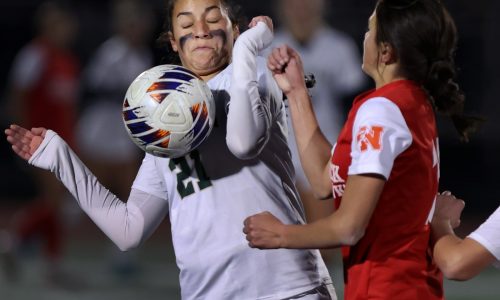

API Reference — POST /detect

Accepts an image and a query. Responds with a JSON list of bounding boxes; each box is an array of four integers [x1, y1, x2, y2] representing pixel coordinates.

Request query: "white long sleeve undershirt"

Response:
[[226, 21, 274, 159], [29, 130, 168, 251]]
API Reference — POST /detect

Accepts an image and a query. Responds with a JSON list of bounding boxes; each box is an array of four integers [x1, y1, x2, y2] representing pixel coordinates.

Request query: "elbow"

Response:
[[337, 222, 365, 246], [311, 185, 334, 200], [115, 236, 142, 252], [442, 267, 474, 282], [310, 180, 335, 200], [438, 256, 475, 281], [226, 135, 264, 160]]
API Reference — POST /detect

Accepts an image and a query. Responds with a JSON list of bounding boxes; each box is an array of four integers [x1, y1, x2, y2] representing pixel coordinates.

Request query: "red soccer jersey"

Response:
[[330, 80, 443, 299], [20, 38, 79, 147]]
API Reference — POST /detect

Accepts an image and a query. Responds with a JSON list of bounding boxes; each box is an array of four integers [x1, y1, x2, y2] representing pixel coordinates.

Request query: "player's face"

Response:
[[169, 0, 239, 80], [362, 12, 379, 79]]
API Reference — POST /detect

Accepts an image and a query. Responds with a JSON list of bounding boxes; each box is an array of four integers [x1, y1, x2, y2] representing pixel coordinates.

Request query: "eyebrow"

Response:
[[176, 5, 221, 18]]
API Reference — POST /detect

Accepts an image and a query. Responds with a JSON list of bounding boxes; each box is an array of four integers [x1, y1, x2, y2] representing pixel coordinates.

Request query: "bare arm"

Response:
[[433, 235, 496, 281], [432, 193, 498, 280], [244, 174, 384, 249], [267, 45, 332, 198]]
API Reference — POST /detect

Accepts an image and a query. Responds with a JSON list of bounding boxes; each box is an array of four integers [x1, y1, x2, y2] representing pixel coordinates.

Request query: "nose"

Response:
[[193, 20, 210, 39]]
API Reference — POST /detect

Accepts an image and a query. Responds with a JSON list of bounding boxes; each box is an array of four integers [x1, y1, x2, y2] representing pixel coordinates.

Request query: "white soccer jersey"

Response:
[[468, 206, 500, 266], [29, 22, 333, 300], [133, 22, 332, 299]]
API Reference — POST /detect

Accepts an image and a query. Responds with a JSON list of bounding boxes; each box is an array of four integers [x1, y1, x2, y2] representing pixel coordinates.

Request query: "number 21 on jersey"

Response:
[[169, 150, 212, 198]]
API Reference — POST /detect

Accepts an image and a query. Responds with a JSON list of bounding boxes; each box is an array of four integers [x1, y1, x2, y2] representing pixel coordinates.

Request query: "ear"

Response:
[[379, 42, 396, 65], [168, 31, 178, 52]]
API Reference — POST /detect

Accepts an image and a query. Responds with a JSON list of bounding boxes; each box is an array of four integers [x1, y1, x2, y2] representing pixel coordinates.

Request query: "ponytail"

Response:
[[424, 60, 484, 142], [376, 0, 484, 142]]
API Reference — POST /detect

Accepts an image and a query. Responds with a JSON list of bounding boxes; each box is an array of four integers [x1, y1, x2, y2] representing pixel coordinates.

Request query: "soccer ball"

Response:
[[122, 64, 215, 158]]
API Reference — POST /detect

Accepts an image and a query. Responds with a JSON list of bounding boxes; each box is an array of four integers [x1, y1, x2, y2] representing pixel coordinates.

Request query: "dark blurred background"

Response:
[[0, 0, 499, 299]]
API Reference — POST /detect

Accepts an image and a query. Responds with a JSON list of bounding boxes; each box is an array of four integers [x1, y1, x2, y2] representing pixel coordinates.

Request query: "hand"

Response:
[[267, 45, 306, 96], [248, 16, 273, 32], [243, 211, 286, 249], [433, 191, 465, 229], [5, 124, 47, 161]]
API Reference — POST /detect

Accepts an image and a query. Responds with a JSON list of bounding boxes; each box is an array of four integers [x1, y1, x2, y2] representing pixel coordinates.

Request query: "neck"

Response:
[[199, 63, 229, 82], [373, 64, 405, 89], [200, 73, 218, 82]]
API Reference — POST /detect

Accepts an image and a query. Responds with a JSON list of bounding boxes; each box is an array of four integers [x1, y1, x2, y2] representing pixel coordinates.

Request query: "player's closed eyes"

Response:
[[180, 23, 193, 29], [206, 10, 222, 23], [178, 17, 221, 29], [206, 17, 221, 23]]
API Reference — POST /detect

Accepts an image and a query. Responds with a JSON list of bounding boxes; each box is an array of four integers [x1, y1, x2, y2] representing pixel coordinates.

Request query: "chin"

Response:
[[194, 61, 227, 74], [189, 65, 217, 77]]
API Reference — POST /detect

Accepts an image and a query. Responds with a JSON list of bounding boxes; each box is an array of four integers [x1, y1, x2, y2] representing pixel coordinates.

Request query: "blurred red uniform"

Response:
[[12, 37, 79, 147]]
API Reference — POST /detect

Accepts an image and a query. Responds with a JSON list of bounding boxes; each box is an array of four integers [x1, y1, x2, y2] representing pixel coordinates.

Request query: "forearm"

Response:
[[432, 211, 498, 280], [283, 175, 383, 248], [28, 131, 167, 250], [433, 235, 496, 280], [227, 22, 273, 159], [287, 89, 333, 198], [282, 213, 356, 249]]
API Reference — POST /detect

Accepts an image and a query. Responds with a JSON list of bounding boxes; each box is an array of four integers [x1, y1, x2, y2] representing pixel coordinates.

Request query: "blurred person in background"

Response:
[[270, 0, 366, 247], [76, 0, 155, 277], [432, 192, 500, 281], [0, 0, 80, 288]]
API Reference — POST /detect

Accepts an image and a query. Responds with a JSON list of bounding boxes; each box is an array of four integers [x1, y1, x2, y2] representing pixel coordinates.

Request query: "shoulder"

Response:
[[10, 42, 46, 86], [379, 81, 429, 109], [356, 97, 404, 121], [353, 97, 411, 138], [13, 42, 45, 67], [88, 37, 126, 64]]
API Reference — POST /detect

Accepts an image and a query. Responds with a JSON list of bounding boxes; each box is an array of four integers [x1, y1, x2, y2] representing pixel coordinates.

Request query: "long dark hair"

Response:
[[375, 0, 483, 141], [156, 0, 244, 64]]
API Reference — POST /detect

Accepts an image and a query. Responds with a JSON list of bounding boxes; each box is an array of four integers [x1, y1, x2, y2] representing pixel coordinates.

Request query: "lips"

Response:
[[193, 46, 213, 51]]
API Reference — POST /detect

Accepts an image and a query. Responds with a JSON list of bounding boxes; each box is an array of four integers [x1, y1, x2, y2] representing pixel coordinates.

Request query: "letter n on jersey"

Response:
[[356, 125, 384, 152]]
